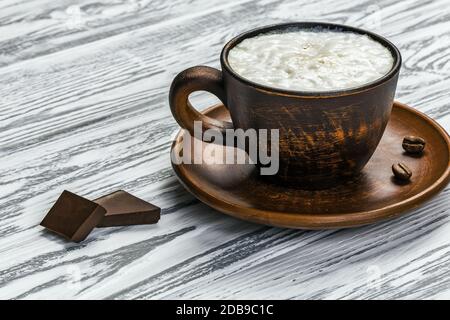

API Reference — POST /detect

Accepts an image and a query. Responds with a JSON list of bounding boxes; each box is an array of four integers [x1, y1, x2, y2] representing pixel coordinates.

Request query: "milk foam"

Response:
[[227, 29, 394, 92]]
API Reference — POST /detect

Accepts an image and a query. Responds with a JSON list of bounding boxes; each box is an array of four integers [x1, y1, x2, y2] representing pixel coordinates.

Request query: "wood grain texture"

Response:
[[0, 0, 449, 299]]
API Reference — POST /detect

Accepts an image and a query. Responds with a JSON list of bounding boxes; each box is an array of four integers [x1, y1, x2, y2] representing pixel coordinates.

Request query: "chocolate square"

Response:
[[40, 190, 106, 242], [94, 190, 160, 227]]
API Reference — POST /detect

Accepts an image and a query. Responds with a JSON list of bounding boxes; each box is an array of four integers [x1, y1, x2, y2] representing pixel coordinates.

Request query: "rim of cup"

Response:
[[220, 21, 402, 98]]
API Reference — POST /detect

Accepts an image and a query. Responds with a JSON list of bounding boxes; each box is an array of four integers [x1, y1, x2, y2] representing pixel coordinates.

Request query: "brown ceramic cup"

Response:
[[169, 22, 402, 188]]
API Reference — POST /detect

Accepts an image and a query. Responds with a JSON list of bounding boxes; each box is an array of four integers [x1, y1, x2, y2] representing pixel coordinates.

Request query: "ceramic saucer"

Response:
[[171, 101, 450, 229]]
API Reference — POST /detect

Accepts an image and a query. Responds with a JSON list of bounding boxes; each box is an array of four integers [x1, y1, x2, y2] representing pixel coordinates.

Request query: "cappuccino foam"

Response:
[[228, 29, 394, 92]]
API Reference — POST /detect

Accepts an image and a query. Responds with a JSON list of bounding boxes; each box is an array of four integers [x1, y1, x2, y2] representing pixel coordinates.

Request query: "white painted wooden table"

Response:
[[1, 0, 449, 300]]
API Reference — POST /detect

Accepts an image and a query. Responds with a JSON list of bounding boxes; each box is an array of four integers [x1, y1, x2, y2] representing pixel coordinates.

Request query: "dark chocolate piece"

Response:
[[94, 190, 160, 227], [40, 190, 106, 242]]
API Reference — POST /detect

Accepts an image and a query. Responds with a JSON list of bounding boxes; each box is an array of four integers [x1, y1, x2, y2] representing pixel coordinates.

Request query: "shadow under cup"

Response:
[[169, 22, 402, 189]]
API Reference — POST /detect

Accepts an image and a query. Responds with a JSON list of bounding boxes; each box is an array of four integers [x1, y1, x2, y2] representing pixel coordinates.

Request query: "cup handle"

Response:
[[169, 66, 233, 140]]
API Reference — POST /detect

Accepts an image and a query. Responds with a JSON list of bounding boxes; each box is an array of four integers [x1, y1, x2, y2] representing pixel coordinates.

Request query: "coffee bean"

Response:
[[392, 162, 412, 181], [402, 135, 425, 154]]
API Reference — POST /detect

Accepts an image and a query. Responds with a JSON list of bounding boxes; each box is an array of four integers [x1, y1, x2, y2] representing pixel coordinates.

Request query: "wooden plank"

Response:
[[0, 0, 449, 299], [0, 0, 254, 67]]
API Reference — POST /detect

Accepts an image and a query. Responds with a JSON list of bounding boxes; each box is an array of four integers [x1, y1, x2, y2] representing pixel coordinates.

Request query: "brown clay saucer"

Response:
[[171, 101, 450, 229]]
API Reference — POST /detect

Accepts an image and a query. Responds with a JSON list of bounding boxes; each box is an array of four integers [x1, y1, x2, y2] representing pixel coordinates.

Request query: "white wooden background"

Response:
[[0, 0, 449, 300]]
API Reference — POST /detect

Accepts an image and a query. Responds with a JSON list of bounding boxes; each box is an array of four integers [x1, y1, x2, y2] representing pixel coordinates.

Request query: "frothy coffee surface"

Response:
[[228, 29, 394, 92]]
